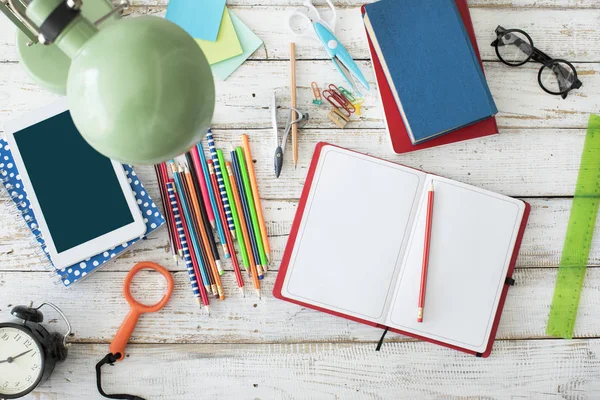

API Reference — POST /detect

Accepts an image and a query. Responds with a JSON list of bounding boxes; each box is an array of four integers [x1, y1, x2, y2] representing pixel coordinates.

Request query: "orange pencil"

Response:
[[184, 166, 225, 300], [417, 182, 435, 323], [227, 161, 261, 298], [241, 134, 271, 266]]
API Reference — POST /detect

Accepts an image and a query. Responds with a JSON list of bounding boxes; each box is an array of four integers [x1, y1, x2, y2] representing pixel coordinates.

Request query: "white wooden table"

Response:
[[2, 0, 600, 398]]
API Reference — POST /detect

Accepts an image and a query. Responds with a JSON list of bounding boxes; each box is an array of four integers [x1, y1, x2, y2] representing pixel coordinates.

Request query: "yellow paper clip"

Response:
[[352, 98, 365, 116], [311, 82, 322, 105]]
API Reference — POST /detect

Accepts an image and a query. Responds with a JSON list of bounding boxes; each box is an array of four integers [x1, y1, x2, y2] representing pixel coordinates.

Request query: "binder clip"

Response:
[[328, 107, 350, 129], [311, 82, 322, 105]]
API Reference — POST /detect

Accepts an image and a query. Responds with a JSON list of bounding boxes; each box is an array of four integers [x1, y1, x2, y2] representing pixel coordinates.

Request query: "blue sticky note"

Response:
[[166, 0, 227, 41], [211, 11, 263, 80]]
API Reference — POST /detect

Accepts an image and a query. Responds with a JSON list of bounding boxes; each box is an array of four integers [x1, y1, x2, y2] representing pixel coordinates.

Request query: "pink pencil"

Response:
[[190, 146, 216, 229]]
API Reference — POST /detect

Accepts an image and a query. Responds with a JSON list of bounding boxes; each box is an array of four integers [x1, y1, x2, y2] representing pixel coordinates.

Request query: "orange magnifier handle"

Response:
[[109, 262, 174, 361]]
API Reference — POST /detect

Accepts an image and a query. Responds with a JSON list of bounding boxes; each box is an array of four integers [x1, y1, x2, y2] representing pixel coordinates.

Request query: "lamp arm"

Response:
[[3, 0, 39, 45]]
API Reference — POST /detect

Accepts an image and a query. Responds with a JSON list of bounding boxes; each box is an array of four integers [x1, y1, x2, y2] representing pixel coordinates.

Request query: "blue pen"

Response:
[[171, 163, 214, 295], [231, 148, 264, 280], [197, 142, 230, 260]]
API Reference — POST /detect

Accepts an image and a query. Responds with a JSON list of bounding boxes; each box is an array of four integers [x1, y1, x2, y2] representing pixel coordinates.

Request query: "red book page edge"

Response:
[[361, 1, 499, 154], [274, 143, 530, 357]]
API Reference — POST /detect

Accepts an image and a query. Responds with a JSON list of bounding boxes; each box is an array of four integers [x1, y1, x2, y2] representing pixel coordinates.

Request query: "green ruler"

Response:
[[547, 114, 600, 339]]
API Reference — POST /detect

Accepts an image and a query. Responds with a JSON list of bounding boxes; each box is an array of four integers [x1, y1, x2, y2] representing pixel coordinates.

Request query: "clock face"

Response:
[[0, 325, 44, 397]]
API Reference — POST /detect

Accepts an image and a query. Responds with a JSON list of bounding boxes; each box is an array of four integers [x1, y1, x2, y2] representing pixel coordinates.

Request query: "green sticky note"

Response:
[[211, 10, 263, 80], [196, 8, 243, 65]]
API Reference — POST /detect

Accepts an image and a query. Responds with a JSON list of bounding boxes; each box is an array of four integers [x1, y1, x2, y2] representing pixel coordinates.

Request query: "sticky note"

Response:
[[196, 9, 243, 65], [166, 0, 226, 41], [211, 11, 264, 80]]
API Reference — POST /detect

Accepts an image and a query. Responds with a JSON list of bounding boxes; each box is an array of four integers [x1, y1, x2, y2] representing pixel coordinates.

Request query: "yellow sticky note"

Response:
[[196, 8, 243, 65]]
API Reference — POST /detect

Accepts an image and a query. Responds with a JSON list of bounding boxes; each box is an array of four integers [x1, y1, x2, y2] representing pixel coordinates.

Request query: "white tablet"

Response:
[[4, 101, 147, 270]]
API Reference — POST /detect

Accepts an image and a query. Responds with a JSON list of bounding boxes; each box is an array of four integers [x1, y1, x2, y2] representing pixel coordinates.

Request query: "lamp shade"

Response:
[[26, 0, 215, 164]]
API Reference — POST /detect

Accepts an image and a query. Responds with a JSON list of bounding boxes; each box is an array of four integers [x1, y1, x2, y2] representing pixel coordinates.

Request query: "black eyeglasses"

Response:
[[491, 26, 582, 99]]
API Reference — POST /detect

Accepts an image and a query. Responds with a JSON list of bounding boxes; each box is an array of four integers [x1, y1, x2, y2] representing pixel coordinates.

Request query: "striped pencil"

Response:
[[206, 130, 236, 239], [183, 166, 225, 300], [154, 164, 178, 261], [166, 182, 209, 312], [185, 152, 224, 277], [197, 142, 230, 259], [171, 162, 214, 296], [208, 160, 245, 297]]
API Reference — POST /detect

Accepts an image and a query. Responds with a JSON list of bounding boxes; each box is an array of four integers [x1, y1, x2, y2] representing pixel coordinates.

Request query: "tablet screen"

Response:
[[13, 111, 134, 253]]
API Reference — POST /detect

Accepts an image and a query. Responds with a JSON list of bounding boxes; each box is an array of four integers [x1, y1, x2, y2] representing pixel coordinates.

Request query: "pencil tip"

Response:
[[206, 306, 210, 316], [256, 289, 261, 299], [210, 220, 216, 229], [240, 287, 245, 297], [429, 182, 434, 191]]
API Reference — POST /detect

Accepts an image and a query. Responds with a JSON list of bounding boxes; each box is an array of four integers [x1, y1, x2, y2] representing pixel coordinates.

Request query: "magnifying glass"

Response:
[[96, 261, 174, 400]]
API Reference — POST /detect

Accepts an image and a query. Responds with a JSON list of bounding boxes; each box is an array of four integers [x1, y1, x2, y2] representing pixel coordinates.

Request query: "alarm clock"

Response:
[[0, 302, 71, 399]]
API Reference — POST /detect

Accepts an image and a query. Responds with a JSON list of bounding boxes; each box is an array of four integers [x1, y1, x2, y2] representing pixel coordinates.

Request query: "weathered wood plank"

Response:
[[0, 60, 597, 131], [3, 7, 600, 62], [1, 267, 599, 343], [25, 340, 600, 399], [3, 196, 600, 271]]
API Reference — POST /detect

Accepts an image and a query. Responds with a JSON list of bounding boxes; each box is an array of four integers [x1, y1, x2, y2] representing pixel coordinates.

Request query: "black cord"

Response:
[[95, 353, 146, 400]]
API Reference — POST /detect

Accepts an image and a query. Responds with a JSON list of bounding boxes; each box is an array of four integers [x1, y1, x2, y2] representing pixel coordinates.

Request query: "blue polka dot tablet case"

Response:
[[0, 139, 165, 287]]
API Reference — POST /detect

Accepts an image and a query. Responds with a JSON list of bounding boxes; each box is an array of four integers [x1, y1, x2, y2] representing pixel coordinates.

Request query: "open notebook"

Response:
[[274, 144, 530, 357]]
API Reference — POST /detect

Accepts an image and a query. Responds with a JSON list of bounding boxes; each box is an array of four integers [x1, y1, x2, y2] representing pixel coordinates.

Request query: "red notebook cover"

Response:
[[274, 143, 530, 357], [362, 1, 499, 154]]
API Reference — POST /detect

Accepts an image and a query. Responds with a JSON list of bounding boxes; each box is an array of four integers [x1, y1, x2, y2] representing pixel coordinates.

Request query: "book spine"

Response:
[[0, 167, 66, 284]]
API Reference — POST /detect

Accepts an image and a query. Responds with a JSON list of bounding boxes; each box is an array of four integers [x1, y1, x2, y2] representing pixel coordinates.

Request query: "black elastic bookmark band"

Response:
[[376, 327, 389, 351], [39, 0, 81, 43], [96, 353, 145, 400], [505, 277, 516, 286]]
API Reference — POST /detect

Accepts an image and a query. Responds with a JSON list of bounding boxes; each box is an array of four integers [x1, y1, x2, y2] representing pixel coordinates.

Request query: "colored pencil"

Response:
[[206, 130, 236, 239], [236, 147, 269, 273], [219, 150, 249, 272], [241, 134, 271, 265], [166, 181, 209, 312], [197, 143, 230, 258], [171, 163, 213, 296], [208, 160, 245, 297], [190, 146, 216, 229], [154, 164, 177, 261], [231, 148, 265, 281], [185, 152, 224, 277], [418, 182, 435, 323], [227, 161, 259, 296], [183, 166, 225, 300]]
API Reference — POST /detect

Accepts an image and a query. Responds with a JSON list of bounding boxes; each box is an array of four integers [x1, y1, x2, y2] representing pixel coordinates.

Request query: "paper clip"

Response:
[[338, 86, 356, 103], [352, 98, 365, 116], [311, 82, 322, 105], [323, 85, 355, 117]]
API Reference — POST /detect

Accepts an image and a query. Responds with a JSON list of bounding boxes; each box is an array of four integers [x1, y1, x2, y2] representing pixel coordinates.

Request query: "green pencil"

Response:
[[217, 149, 249, 272], [236, 147, 269, 271]]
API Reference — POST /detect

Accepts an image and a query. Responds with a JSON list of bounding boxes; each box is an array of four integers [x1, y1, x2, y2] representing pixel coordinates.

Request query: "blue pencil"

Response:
[[166, 182, 203, 308], [231, 149, 264, 280], [197, 142, 230, 259], [171, 163, 214, 294], [206, 130, 236, 239]]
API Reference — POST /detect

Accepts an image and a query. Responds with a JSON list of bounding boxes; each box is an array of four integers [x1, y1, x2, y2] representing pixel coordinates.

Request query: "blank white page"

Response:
[[281, 146, 426, 323], [387, 176, 525, 353]]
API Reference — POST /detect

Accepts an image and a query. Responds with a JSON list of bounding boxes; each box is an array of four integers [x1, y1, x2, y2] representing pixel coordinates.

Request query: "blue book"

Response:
[[364, 0, 497, 144], [0, 138, 164, 287]]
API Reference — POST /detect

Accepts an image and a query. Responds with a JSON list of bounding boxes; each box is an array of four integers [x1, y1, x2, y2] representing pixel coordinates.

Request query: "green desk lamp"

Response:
[[0, 0, 215, 164]]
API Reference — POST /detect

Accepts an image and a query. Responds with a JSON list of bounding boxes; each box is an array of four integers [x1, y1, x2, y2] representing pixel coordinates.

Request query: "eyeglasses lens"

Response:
[[540, 61, 577, 94], [497, 31, 533, 65]]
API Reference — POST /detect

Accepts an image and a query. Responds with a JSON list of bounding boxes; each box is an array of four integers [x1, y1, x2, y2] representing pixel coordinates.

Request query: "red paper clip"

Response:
[[323, 84, 355, 117]]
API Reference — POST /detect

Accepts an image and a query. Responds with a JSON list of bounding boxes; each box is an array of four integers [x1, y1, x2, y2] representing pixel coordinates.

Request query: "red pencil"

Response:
[[417, 182, 435, 323]]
